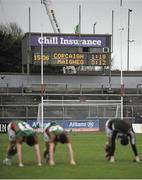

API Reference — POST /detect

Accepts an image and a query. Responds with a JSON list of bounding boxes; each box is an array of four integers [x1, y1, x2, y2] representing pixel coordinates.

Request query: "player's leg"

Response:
[[3, 141, 17, 166], [49, 142, 55, 165], [59, 133, 76, 165], [3, 123, 17, 166], [7, 141, 17, 157], [66, 142, 76, 165], [104, 120, 115, 162], [34, 143, 42, 166], [43, 142, 50, 163], [25, 134, 42, 166]]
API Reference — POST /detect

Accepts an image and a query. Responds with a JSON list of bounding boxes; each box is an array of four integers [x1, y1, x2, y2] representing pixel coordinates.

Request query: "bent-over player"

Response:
[[3, 120, 42, 167], [105, 118, 140, 163], [43, 122, 76, 166]]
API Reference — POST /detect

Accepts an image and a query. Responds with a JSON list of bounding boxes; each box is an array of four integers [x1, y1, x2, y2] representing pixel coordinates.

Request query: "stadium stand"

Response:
[[1, 73, 142, 130]]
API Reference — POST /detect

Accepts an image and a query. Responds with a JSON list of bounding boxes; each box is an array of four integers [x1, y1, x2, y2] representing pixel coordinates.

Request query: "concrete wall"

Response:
[[0, 74, 142, 89]]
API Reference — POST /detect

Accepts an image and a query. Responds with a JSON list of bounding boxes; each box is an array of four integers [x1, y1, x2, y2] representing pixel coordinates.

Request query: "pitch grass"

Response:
[[0, 132, 142, 179]]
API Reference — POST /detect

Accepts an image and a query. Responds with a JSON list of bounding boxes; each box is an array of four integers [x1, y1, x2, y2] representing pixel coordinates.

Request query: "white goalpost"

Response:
[[37, 99, 121, 128]]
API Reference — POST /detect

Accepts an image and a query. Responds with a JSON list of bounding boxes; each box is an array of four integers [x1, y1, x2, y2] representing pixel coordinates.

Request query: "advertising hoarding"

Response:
[[27, 119, 100, 132]]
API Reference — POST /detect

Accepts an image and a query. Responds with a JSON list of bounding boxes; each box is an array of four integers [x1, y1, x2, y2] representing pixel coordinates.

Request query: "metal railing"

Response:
[[0, 82, 142, 94]]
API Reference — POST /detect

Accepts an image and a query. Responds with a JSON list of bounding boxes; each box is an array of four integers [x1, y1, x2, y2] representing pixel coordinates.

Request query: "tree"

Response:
[[0, 22, 23, 40], [0, 22, 24, 72]]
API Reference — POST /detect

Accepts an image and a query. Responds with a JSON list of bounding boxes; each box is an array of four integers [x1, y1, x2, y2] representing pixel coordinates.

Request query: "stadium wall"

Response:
[[0, 74, 142, 89]]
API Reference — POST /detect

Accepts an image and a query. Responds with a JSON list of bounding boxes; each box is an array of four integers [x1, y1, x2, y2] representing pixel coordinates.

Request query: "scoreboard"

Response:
[[22, 33, 111, 67], [33, 52, 109, 66]]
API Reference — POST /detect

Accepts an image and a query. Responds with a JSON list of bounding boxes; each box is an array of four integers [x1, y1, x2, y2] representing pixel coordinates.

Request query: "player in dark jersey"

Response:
[[43, 122, 76, 165], [3, 120, 42, 167], [105, 118, 140, 163]]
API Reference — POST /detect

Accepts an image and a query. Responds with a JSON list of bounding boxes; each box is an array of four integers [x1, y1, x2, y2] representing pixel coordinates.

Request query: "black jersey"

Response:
[[108, 119, 132, 133], [107, 119, 138, 157]]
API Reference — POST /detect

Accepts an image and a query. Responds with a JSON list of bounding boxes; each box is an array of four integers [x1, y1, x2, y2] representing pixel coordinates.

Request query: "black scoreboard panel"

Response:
[[32, 52, 109, 66], [50, 53, 87, 65], [88, 53, 108, 66], [31, 45, 110, 66]]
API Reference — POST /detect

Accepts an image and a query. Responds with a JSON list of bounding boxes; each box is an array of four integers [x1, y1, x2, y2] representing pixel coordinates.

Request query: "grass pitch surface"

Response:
[[0, 132, 142, 179]]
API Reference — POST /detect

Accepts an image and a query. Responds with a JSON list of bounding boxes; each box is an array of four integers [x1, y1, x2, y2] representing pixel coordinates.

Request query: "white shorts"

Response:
[[7, 123, 16, 141], [105, 120, 113, 138], [43, 131, 50, 142]]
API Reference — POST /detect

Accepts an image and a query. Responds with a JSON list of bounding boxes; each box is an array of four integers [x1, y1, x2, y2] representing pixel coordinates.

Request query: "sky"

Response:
[[0, 0, 142, 70]]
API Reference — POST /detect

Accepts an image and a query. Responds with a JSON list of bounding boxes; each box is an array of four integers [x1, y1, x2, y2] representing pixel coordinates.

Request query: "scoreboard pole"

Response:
[[120, 0, 124, 120], [40, 32, 44, 129]]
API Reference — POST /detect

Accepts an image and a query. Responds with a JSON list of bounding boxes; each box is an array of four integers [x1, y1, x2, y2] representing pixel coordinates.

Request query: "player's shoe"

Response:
[[110, 156, 115, 163], [43, 155, 49, 164], [18, 163, 24, 167], [3, 158, 12, 166], [49, 160, 55, 166], [43, 153, 49, 164], [133, 156, 140, 163], [38, 163, 42, 166], [70, 160, 76, 165]]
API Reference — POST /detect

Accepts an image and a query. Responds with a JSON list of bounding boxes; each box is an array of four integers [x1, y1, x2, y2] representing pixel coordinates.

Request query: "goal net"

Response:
[[37, 99, 121, 129]]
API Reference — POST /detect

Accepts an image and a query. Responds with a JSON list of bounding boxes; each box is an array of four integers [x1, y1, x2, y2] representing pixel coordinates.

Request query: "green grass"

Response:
[[1, 132, 142, 179]]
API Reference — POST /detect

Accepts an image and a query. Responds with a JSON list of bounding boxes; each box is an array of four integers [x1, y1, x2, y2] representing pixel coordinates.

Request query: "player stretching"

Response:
[[105, 118, 140, 163], [3, 120, 42, 167], [43, 122, 76, 166]]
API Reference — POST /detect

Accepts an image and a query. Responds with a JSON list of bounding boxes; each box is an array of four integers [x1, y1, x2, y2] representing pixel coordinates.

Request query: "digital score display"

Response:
[[32, 53, 109, 66], [50, 53, 87, 65], [88, 54, 108, 66], [33, 54, 49, 62]]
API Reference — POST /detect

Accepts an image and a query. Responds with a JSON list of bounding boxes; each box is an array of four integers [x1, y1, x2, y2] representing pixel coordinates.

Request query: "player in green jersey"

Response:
[[3, 120, 42, 167], [43, 122, 76, 166]]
